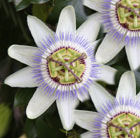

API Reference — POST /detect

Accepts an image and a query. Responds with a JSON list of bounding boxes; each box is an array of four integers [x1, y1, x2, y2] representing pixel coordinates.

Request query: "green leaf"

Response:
[[134, 71, 140, 92], [32, 3, 53, 22], [16, 0, 30, 11], [24, 119, 37, 138], [31, 0, 50, 4], [14, 88, 35, 107], [0, 104, 12, 138]]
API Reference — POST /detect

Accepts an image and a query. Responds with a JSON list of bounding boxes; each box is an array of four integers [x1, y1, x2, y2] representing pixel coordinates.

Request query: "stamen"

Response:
[[130, 121, 140, 129], [47, 57, 82, 83], [117, 4, 140, 18], [70, 53, 87, 65], [108, 122, 133, 138], [116, 0, 140, 30], [107, 113, 140, 138]]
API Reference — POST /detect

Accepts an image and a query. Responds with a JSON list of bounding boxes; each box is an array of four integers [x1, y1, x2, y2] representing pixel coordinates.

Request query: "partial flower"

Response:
[[74, 71, 140, 138], [4, 5, 117, 130], [83, 0, 140, 71]]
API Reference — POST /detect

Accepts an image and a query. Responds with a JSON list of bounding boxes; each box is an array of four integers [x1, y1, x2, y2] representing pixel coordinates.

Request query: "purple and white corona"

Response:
[[4, 5, 116, 130]]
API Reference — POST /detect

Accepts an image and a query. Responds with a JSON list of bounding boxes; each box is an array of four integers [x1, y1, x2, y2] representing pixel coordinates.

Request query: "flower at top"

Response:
[[4, 5, 117, 130], [74, 71, 140, 138], [84, 0, 140, 71]]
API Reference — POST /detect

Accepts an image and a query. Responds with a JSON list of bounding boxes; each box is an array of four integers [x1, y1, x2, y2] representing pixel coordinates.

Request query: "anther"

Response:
[[70, 53, 87, 65], [108, 122, 134, 138]]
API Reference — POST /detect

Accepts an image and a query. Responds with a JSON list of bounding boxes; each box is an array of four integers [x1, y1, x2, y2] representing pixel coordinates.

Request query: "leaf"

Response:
[[24, 119, 37, 138], [16, 0, 30, 11], [15, 0, 50, 11], [0, 104, 12, 138], [32, 3, 53, 22], [14, 88, 35, 107], [134, 71, 140, 92], [31, 0, 50, 4]]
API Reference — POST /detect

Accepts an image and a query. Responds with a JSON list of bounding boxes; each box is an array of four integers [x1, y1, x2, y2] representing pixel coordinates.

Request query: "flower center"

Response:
[[116, 0, 140, 30], [47, 47, 86, 85], [107, 112, 140, 138]]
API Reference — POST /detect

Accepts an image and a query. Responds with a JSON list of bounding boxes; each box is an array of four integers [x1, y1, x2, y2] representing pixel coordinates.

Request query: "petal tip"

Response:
[[8, 45, 20, 59], [95, 53, 106, 64], [64, 5, 74, 11], [4, 76, 14, 87], [27, 15, 38, 26], [63, 123, 74, 131], [26, 107, 37, 119]]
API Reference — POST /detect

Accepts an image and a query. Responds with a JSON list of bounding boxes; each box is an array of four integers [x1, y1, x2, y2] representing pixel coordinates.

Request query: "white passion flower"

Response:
[[4, 6, 117, 130], [83, 0, 140, 71], [74, 71, 140, 138]]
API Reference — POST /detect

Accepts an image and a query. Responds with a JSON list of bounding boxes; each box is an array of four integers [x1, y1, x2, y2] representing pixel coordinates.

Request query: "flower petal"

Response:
[[56, 97, 79, 130], [26, 87, 56, 119], [4, 66, 37, 87], [81, 132, 93, 138], [27, 15, 54, 47], [94, 65, 117, 85], [89, 82, 114, 112], [136, 92, 140, 101], [74, 110, 98, 131], [56, 6, 76, 34], [116, 71, 136, 100], [8, 45, 38, 66], [77, 13, 101, 42], [95, 34, 125, 64], [125, 45, 140, 70], [83, 0, 102, 12]]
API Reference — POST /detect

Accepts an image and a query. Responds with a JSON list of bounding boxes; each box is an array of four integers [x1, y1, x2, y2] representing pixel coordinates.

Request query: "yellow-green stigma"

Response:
[[47, 48, 86, 85], [117, 0, 140, 30], [107, 113, 140, 138]]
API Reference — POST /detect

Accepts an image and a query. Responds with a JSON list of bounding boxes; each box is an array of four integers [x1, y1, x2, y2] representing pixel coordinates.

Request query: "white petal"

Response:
[[27, 15, 54, 47], [74, 110, 98, 131], [81, 132, 93, 138], [56, 6, 76, 34], [125, 45, 140, 70], [56, 97, 79, 130], [136, 92, 140, 101], [77, 13, 101, 42], [116, 71, 136, 99], [26, 87, 56, 119], [94, 65, 117, 85], [95, 34, 125, 64], [89, 82, 114, 112], [77, 90, 89, 102], [83, 0, 102, 12], [4, 66, 37, 87], [91, 39, 101, 51], [8, 45, 38, 66]]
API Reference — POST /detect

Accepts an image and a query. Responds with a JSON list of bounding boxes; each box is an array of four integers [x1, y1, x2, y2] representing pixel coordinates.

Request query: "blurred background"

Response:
[[0, 0, 138, 138]]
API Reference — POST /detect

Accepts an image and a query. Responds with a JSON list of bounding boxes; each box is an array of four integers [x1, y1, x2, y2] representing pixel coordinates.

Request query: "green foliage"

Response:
[[13, 0, 50, 11], [0, 104, 12, 138], [32, 3, 53, 22], [14, 88, 35, 107]]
